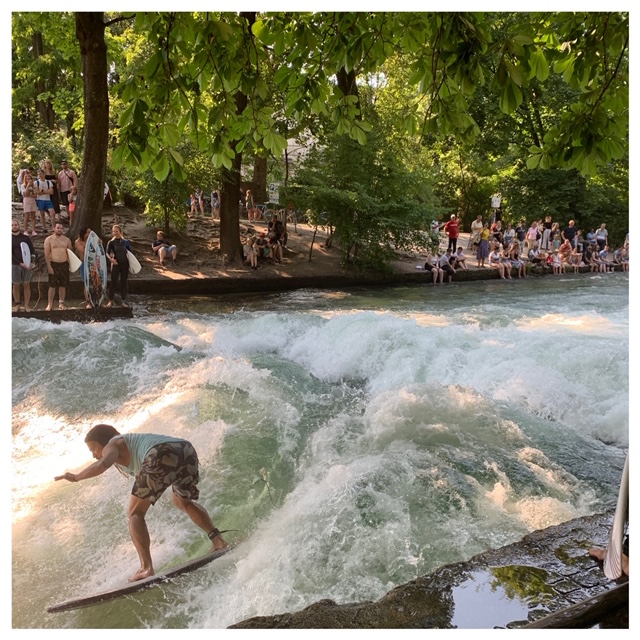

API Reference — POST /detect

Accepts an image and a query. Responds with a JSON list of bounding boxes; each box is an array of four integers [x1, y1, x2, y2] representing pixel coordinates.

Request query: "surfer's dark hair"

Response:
[[78, 226, 88, 240], [85, 424, 120, 446]]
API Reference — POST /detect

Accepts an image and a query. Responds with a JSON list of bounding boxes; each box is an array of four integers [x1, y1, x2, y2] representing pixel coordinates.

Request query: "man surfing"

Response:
[[55, 424, 228, 582]]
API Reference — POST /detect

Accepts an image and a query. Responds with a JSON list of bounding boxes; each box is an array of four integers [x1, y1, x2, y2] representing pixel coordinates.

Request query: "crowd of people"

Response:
[[11, 215, 140, 312], [425, 212, 629, 283], [242, 214, 288, 269]]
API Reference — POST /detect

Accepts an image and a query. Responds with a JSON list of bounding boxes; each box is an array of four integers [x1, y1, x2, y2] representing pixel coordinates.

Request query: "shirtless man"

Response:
[[43, 222, 72, 310], [55, 424, 228, 582]]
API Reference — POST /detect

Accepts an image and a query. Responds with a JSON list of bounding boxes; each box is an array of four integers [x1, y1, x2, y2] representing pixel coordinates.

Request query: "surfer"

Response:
[[43, 222, 72, 311], [11, 218, 35, 312], [55, 424, 228, 582], [74, 226, 93, 308], [105, 224, 132, 308]]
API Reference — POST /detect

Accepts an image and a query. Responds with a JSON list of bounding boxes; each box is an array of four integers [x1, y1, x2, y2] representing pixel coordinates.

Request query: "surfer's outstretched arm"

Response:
[[54, 441, 119, 483]]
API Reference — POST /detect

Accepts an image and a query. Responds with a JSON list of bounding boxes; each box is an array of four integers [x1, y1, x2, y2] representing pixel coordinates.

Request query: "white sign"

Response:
[[269, 182, 280, 203], [491, 194, 502, 209]]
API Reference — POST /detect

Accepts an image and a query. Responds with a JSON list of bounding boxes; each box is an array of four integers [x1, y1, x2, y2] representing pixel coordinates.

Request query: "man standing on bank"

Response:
[[43, 222, 72, 311], [57, 160, 78, 209], [55, 424, 228, 582]]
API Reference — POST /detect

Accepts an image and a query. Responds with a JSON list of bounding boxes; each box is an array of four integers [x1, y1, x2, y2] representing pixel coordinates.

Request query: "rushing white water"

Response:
[[11, 274, 628, 628]]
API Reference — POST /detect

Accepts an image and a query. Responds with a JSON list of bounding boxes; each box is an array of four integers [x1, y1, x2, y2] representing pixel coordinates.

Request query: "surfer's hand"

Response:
[[54, 472, 77, 482]]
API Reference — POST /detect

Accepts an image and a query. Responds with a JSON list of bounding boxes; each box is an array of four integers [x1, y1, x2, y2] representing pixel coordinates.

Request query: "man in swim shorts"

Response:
[[43, 222, 72, 310], [55, 424, 228, 582]]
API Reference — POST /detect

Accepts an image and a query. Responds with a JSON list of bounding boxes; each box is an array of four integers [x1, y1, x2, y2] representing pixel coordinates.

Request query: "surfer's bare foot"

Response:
[[45, 305, 52, 311], [128, 567, 154, 582], [58, 302, 66, 310], [105, 301, 113, 308], [208, 530, 228, 552]]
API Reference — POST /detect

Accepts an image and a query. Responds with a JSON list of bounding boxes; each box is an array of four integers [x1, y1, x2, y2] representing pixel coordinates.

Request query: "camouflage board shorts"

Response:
[[132, 440, 200, 505]]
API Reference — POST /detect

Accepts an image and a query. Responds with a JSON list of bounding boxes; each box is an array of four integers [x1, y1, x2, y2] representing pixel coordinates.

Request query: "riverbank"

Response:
[[12, 203, 626, 307]]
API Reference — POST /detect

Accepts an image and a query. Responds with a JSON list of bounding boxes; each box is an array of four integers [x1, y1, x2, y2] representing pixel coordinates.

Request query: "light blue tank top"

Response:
[[111, 433, 186, 476]]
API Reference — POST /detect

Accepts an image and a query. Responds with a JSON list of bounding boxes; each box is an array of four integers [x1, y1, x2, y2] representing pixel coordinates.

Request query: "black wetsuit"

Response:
[[106, 237, 130, 302]]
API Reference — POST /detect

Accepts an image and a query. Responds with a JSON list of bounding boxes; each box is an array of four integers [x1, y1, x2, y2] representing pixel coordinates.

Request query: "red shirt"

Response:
[[444, 220, 459, 238]]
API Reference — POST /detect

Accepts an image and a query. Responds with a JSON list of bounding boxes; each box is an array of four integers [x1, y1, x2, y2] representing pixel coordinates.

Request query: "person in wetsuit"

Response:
[[55, 423, 228, 582], [105, 224, 132, 307]]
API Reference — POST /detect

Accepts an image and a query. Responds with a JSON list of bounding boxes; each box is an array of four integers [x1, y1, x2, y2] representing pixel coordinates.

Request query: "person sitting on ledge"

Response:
[[151, 230, 178, 267]]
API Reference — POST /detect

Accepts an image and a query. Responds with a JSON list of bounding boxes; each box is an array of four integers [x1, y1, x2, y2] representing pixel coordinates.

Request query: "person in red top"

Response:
[[443, 214, 460, 252]]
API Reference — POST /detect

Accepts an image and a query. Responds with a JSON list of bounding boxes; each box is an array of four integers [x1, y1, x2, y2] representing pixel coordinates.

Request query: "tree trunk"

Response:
[[253, 155, 267, 203], [32, 31, 55, 130], [219, 11, 255, 264], [72, 12, 109, 242]]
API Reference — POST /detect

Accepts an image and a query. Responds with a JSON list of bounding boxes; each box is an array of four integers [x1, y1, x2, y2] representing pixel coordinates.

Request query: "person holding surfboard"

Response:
[[105, 224, 133, 308], [43, 222, 72, 311], [55, 424, 228, 582], [11, 218, 35, 312]]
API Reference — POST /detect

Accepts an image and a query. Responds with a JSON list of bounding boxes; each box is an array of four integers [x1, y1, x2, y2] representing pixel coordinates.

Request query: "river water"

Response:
[[11, 274, 629, 629]]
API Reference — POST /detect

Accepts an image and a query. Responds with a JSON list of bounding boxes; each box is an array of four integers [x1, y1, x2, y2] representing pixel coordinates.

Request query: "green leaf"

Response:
[[151, 153, 170, 182], [526, 153, 541, 169]]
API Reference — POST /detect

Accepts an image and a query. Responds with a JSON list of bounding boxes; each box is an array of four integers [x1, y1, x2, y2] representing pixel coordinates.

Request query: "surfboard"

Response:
[[127, 249, 142, 274], [67, 248, 82, 273], [603, 453, 628, 580], [20, 241, 31, 269], [47, 545, 234, 613], [83, 231, 107, 308]]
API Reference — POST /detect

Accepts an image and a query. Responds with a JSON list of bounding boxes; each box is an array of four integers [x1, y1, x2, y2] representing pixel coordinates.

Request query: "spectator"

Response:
[[598, 244, 613, 272], [595, 223, 608, 252], [212, 190, 220, 219], [43, 159, 61, 220], [525, 220, 539, 253], [67, 186, 78, 226], [585, 228, 597, 247], [268, 230, 283, 264], [453, 246, 468, 270], [551, 250, 564, 275], [245, 189, 257, 221], [476, 223, 490, 268], [20, 168, 37, 236], [500, 245, 513, 279], [443, 214, 460, 252], [423, 252, 444, 284], [244, 236, 259, 270], [438, 248, 456, 282], [57, 160, 78, 209], [562, 219, 578, 248], [196, 189, 205, 216], [582, 243, 596, 272], [515, 220, 527, 252], [490, 220, 503, 245], [255, 232, 269, 260], [527, 243, 544, 267], [12, 218, 35, 312], [552, 231, 562, 252], [469, 215, 483, 249], [558, 238, 573, 265], [151, 230, 178, 267], [268, 215, 288, 248], [502, 223, 515, 249], [489, 244, 507, 279], [569, 245, 583, 273], [189, 193, 198, 215], [540, 215, 553, 251], [43, 222, 72, 310], [34, 167, 57, 232], [509, 241, 526, 278]]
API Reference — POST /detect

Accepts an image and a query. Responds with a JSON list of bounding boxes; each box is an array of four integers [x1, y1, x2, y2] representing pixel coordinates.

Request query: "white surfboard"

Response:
[[603, 453, 628, 580], [127, 250, 142, 274], [67, 248, 82, 273], [20, 241, 31, 269]]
